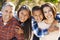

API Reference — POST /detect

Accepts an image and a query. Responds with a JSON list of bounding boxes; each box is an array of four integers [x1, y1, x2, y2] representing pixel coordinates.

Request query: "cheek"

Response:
[[19, 16, 22, 19], [25, 16, 28, 20], [48, 12, 54, 17], [2, 11, 6, 15], [50, 13, 53, 16], [19, 14, 22, 18], [9, 14, 12, 17], [44, 13, 47, 17], [51, 14, 54, 18], [40, 15, 43, 19], [34, 16, 37, 20], [3, 11, 5, 13]]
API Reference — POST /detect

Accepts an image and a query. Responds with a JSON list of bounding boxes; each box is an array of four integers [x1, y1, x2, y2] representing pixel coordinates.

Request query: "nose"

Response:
[[21, 17, 24, 19], [37, 16, 40, 19], [21, 16, 25, 19], [46, 12, 50, 16], [37, 16, 40, 20]]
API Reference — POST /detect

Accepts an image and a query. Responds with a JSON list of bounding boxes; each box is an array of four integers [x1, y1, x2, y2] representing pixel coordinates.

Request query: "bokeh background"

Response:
[[0, 0, 60, 12]]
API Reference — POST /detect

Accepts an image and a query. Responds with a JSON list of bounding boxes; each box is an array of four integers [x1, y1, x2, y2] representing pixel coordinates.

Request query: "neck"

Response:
[[46, 18, 54, 24], [37, 20, 42, 23]]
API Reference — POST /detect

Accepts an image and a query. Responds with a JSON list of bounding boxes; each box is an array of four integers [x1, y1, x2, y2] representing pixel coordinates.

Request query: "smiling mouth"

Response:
[[48, 16, 51, 18], [20, 19, 24, 21], [47, 15, 52, 18], [20, 18, 24, 20]]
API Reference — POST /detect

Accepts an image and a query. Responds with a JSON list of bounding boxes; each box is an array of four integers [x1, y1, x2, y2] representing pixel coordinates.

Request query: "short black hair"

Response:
[[32, 6, 41, 13]]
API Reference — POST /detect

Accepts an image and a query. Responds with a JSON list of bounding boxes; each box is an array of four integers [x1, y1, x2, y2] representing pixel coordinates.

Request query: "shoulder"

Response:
[[12, 17, 19, 24], [53, 20, 58, 25], [11, 17, 21, 28]]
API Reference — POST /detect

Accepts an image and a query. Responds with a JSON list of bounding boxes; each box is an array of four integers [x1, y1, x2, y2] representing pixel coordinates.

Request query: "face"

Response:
[[2, 6, 13, 23], [33, 10, 43, 22], [19, 10, 29, 22], [43, 6, 54, 20]]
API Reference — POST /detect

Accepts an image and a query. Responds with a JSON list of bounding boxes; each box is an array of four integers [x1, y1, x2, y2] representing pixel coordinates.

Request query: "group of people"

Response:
[[0, 2, 59, 40]]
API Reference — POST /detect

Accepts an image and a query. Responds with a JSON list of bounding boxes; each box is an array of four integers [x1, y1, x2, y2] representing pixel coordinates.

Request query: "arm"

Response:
[[48, 20, 59, 33], [14, 26, 24, 40], [31, 18, 42, 37]]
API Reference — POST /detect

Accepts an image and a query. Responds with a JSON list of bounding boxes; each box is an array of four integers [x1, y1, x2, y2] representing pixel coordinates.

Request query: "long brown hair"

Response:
[[17, 5, 32, 40]]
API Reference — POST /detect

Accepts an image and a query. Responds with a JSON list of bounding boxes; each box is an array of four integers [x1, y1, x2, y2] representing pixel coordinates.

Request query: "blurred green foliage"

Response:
[[15, 0, 25, 10], [44, 0, 58, 3], [0, 0, 60, 11], [0, 0, 6, 10]]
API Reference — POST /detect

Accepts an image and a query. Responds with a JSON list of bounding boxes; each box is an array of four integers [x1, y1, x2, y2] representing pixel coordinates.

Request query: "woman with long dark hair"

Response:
[[17, 5, 32, 40]]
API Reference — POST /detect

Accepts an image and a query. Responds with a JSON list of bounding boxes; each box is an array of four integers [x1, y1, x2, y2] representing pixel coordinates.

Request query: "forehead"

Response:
[[43, 6, 51, 11], [33, 10, 42, 15], [19, 10, 29, 15], [4, 5, 13, 11]]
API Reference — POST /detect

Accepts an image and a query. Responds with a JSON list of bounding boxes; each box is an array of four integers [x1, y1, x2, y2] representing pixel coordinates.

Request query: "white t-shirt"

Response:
[[40, 31, 59, 40], [38, 21, 59, 40], [38, 21, 51, 29]]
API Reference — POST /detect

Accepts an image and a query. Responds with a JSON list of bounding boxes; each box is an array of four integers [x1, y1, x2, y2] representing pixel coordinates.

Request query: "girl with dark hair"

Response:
[[17, 5, 32, 40]]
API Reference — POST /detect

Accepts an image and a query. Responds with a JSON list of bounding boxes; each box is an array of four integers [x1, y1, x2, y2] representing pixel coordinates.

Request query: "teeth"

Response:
[[20, 18, 24, 21], [47, 15, 51, 18]]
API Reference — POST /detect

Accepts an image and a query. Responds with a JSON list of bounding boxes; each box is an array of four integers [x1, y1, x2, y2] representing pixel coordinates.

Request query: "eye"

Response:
[[9, 11, 12, 13], [49, 10, 52, 12], [24, 15, 27, 17], [5, 10, 8, 13], [44, 11, 47, 14], [40, 13, 42, 15], [21, 12, 23, 15], [34, 15, 36, 16]]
